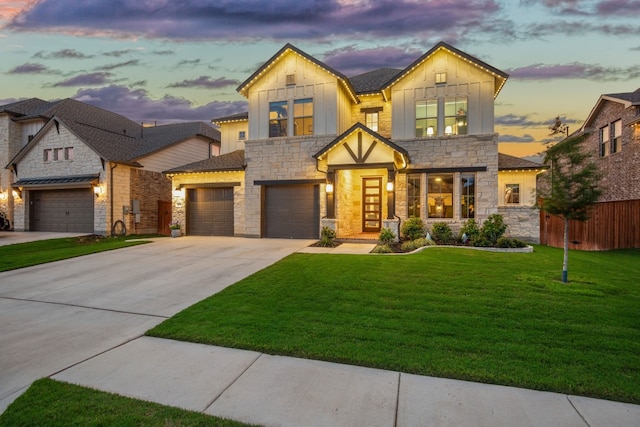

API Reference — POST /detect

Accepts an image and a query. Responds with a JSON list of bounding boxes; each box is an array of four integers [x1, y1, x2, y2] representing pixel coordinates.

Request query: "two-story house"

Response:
[[0, 98, 220, 235], [540, 88, 640, 250], [167, 42, 515, 240]]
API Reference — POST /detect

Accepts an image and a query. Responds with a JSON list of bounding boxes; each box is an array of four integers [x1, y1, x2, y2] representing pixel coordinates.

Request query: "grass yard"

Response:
[[0, 235, 155, 272], [148, 245, 640, 404], [0, 378, 257, 427]]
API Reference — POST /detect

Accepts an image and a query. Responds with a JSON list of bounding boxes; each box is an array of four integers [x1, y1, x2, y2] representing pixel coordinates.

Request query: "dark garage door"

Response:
[[30, 189, 94, 233], [187, 187, 234, 236], [265, 184, 319, 239]]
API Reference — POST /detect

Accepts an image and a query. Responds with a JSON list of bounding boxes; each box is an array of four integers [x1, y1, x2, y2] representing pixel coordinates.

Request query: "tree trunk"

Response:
[[562, 217, 569, 283]]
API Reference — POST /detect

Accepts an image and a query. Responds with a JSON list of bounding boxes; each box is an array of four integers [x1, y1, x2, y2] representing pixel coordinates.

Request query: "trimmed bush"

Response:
[[496, 237, 528, 248], [459, 219, 481, 243], [372, 244, 393, 253], [480, 214, 507, 246], [430, 222, 453, 244], [379, 228, 396, 245], [401, 237, 429, 252], [401, 217, 425, 241]]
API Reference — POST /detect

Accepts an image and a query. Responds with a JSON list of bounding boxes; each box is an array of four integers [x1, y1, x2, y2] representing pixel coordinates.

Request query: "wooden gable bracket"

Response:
[[342, 132, 378, 165]]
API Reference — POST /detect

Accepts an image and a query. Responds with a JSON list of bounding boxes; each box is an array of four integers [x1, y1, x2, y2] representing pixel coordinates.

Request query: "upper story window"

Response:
[[44, 147, 73, 162], [416, 100, 437, 137], [293, 98, 313, 136], [444, 97, 467, 136], [436, 72, 447, 84], [611, 120, 622, 154], [64, 147, 74, 160], [269, 101, 288, 137], [238, 130, 246, 140], [599, 125, 609, 157], [365, 112, 379, 132]]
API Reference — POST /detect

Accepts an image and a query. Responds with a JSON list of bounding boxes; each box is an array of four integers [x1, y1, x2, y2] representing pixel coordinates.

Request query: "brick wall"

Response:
[[129, 168, 172, 234]]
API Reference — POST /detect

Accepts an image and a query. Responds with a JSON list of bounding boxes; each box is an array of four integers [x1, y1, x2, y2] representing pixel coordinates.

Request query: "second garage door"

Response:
[[187, 187, 234, 236], [30, 189, 94, 233], [264, 184, 319, 239]]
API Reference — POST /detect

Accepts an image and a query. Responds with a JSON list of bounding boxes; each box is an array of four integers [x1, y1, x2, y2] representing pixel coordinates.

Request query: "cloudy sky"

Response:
[[1, 0, 639, 157]]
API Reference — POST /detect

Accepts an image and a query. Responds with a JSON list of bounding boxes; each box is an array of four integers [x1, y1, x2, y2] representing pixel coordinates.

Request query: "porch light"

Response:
[[445, 125, 453, 135], [173, 188, 184, 198], [93, 185, 104, 197], [0, 191, 5, 200], [426, 126, 434, 136], [326, 182, 334, 194], [386, 181, 394, 192], [12, 189, 21, 199]]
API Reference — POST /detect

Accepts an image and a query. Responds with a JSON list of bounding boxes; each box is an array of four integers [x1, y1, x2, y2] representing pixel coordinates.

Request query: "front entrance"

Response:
[[362, 177, 382, 232]]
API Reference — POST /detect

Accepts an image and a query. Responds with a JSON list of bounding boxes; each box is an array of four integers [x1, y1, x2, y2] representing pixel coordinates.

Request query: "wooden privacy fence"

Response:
[[540, 199, 640, 250]]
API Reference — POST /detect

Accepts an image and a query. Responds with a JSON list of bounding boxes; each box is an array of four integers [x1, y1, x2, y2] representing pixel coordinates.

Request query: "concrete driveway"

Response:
[[0, 235, 314, 412]]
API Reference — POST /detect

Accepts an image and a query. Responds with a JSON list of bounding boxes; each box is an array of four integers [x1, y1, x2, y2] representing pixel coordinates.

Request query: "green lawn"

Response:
[[0, 235, 155, 272], [0, 378, 257, 427], [148, 245, 640, 404]]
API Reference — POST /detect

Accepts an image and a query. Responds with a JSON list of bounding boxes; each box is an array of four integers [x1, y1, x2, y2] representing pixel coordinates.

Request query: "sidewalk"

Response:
[[53, 336, 640, 427]]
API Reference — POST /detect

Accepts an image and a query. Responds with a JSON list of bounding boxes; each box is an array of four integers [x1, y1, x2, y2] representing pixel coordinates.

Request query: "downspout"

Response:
[[110, 162, 117, 231]]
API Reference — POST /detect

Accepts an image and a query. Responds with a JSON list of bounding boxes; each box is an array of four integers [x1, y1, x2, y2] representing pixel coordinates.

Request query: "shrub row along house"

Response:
[[0, 98, 220, 235], [1, 42, 547, 241], [540, 88, 640, 250], [166, 42, 545, 241]]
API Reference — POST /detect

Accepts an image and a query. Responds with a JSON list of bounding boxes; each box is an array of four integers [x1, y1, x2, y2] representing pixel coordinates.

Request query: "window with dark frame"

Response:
[[505, 183, 520, 204], [407, 174, 421, 218], [444, 97, 467, 136], [365, 112, 379, 132], [427, 174, 453, 218], [416, 100, 437, 137], [611, 120, 622, 154], [599, 125, 609, 157], [461, 173, 475, 218], [269, 101, 288, 137]]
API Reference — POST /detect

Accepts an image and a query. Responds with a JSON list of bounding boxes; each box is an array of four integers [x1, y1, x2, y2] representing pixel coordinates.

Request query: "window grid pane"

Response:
[[416, 100, 437, 137], [461, 173, 475, 219], [269, 101, 288, 137], [427, 174, 453, 218], [294, 99, 313, 136], [407, 174, 421, 218], [444, 97, 467, 135]]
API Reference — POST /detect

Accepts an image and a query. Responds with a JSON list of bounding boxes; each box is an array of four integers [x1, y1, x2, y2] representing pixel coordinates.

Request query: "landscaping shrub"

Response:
[[430, 222, 453, 244], [401, 217, 425, 241], [480, 214, 507, 246], [496, 237, 528, 248], [371, 244, 393, 253], [317, 226, 338, 247], [379, 228, 396, 245], [459, 219, 481, 243], [400, 237, 429, 252]]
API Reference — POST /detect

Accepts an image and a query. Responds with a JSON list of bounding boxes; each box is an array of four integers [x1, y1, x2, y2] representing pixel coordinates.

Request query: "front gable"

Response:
[[314, 123, 408, 170]]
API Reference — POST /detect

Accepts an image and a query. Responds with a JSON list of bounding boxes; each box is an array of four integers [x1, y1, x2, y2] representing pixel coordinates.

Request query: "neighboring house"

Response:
[[497, 153, 548, 242], [168, 42, 542, 241], [540, 88, 640, 250], [0, 98, 220, 235]]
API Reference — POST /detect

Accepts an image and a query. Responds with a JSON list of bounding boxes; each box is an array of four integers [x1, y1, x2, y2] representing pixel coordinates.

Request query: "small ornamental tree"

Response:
[[537, 134, 602, 283]]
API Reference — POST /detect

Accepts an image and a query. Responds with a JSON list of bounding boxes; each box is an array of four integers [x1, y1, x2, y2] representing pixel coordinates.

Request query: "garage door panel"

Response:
[[30, 189, 94, 233], [187, 188, 234, 236], [265, 185, 319, 239]]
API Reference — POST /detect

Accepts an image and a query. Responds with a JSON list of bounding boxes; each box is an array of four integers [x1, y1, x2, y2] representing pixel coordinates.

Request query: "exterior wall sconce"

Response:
[[173, 188, 184, 198], [386, 181, 394, 192], [444, 125, 453, 135], [326, 182, 334, 194], [12, 189, 21, 200], [0, 191, 6, 201], [93, 185, 104, 197], [426, 126, 434, 136]]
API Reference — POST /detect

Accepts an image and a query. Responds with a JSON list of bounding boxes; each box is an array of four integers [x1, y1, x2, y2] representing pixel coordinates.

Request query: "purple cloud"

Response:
[[597, 0, 640, 14], [98, 60, 141, 71], [7, 62, 56, 74], [8, 0, 502, 41], [52, 72, 114, 87], [506, 63, 640, 81], [73, 85, 247, 124], [33, 48, 93, 59], [167, 76, 239, 89], [495, 114, 544, 127], [322, 45, 422, 76], [498, 134, 536, 143]]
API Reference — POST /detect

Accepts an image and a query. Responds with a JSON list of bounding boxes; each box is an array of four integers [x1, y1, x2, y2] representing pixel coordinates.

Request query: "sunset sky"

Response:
[[1, 0, 639, 158]]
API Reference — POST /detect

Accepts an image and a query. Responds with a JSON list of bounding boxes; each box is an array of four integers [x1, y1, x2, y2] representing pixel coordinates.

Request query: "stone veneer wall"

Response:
[[0, 116, 23, 225], [129, 169, 172, 234], [108, 164, 132, 235], [244, 135, 334, 238], [170, 171, 246, 236], [394, 134, 499, 233], [498, 206, 540, 243]]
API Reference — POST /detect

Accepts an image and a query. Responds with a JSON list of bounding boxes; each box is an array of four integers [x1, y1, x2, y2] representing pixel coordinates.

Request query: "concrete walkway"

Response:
[[1, 234, 639, 426]]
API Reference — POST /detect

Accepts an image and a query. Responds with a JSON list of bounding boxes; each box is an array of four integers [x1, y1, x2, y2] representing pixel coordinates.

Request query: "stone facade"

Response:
[[582, 100, 640, 202], [498, 206, 540, 243]]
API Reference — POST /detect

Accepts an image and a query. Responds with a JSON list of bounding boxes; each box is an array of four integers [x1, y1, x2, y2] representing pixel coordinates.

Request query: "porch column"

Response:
[[387, 169, 395, 219], [326, 170, 335, 219]]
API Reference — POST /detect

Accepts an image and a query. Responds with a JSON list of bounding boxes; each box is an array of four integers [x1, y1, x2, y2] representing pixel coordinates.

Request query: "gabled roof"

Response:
[[212, 111, 249, 125], [381, 41, 509, 99], [236, 43, 359, 103], [583, 88, 640, 128], [498, 153, 548, 171], [1, 98, 220, 166], [164, 150, 245, 174], [313, 122, 409, 162]]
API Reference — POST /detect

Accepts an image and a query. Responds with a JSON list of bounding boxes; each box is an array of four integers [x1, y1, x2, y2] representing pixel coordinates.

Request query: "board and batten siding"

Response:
[[138, 138, 212, 173], [219, 121, 248, 154], [390, 49, 497, 140], [247, 51, 349, 139]]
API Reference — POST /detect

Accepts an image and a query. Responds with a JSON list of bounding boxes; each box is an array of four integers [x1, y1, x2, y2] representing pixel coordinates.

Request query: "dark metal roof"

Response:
[[498, 153, 547, 171], [164, 150, 246, 174], [13, 174, 99, 187], [349, 68, 403, 94]]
